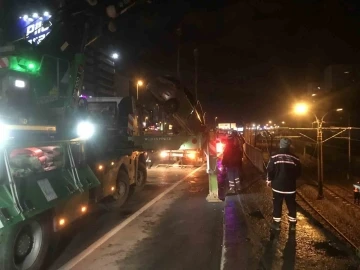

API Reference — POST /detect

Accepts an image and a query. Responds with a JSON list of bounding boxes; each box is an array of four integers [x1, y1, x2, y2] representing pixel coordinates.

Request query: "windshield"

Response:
[[33, 56, 70, 98], [87, 101, 117, 126]]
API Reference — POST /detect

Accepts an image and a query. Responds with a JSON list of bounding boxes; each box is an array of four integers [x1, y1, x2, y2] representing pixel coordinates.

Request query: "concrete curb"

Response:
[[220, 195, 251, 270]]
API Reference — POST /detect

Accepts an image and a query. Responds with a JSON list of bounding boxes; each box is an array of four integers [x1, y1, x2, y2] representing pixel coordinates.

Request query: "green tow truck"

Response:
[[0, 49, 149, 270], [0, 2, 150, 269]]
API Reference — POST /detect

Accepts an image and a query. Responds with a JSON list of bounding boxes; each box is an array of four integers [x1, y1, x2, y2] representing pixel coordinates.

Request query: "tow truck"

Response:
[[0, 1, 210, 269], [0, 1, 149, 270], [136, 75, 206, 167]]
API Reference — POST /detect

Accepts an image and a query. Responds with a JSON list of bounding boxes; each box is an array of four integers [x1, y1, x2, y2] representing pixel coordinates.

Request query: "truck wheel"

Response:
[[112, 169, 130, 207], [0, 215, 51, 270], [135, 162, 147, 191]]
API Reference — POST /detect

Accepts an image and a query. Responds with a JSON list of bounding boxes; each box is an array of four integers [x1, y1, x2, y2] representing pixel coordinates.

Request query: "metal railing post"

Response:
[[206, 129, 221, 202]]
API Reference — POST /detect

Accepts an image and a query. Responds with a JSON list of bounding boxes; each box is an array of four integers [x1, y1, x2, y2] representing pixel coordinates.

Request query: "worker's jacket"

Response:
[[222, 143, 243, 168], [266, 149, 301, 193]]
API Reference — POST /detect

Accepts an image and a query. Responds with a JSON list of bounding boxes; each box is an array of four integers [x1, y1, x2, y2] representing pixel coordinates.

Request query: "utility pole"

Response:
[[194, 48, 198, 102], [317, 122, 324, 199]]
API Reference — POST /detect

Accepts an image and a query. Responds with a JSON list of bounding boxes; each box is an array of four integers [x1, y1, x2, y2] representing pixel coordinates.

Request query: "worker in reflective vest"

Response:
[[222, 133, 243, 194], [266, 138, 301, 231]]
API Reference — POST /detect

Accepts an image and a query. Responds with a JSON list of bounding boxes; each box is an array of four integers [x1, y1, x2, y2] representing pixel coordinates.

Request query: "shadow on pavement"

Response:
[[258, 229, 279, 269], [282, 231, 296, 270]]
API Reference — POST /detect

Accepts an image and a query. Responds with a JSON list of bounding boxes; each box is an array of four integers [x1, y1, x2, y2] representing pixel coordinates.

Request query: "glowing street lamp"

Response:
[[111, 53, 119, 59], [293, 102, 308, 115], [136, 80, 143, 100]]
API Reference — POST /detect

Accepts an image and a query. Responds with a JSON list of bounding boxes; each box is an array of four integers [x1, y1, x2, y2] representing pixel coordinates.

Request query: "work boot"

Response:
[[271, 221, 280, 231], [227, 187, 236, 195], [289, 223, 296, 231]]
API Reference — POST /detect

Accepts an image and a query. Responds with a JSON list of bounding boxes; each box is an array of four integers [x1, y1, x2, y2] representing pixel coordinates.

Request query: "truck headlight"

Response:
[[0, 123, 10, 144], [14, 79, 26, 88], [76, 121, 95, 140], [160, 151, 167, 158]]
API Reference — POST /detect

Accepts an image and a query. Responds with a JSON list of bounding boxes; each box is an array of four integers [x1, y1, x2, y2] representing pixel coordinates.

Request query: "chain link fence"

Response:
[[244, 143, 266, 173]]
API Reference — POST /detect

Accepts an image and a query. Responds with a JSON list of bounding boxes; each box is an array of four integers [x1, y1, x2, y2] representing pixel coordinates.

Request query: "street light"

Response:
[[294, 102, 343, 199], [111, 53, 119, 59], [215, 116, 218, 127], [293, 103, 308, 115], [136, 80, 143, 100], [282, 121, 285, 125]]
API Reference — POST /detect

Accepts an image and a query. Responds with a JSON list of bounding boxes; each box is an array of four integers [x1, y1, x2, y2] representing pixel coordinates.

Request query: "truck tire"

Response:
[[0, 214, 51, 270], [135, 162, 147, 191], [112, 169, 130, 207]]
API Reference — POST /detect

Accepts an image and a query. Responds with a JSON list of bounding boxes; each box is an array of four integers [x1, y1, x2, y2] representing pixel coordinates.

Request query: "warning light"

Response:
[[216, 142, 225, 153], [9, 57, 40, 74], [59, 218, 65, 226], [28, 63, 35, 70]]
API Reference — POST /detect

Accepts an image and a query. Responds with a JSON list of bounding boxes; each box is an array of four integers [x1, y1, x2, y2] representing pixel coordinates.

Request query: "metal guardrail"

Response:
[[244, 143, 265, 173]]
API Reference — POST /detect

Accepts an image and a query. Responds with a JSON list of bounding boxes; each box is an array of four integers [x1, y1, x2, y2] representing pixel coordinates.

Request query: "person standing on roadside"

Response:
[[266, 138, 301, 231], [222, 132, 243, 194]]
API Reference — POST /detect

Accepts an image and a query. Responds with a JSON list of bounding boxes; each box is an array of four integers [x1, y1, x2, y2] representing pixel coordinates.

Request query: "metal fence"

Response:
[[244, 143, 265, 173]]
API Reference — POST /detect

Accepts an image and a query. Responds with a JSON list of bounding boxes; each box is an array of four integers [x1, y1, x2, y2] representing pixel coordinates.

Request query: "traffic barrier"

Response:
[[206, 129, 222, 202], [244, 143, 265, 173]]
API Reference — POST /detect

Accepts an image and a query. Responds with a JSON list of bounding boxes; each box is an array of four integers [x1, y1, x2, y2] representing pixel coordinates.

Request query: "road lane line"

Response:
[[58, 166, 204, 270]]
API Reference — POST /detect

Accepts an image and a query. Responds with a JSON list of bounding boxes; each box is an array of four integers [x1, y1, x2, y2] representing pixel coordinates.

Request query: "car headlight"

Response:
[[160, 151, 167, 158], [76, 121, 95, 140]]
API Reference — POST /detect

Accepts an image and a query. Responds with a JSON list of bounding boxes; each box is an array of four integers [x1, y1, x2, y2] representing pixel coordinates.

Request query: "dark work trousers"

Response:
[[227, 167, 240, 189], [272, 190, 297, 223]]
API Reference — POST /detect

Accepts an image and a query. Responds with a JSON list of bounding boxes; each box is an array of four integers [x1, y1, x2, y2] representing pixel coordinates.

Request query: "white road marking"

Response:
[[220, 213, 226, 270], [58, 165, 204, 270]]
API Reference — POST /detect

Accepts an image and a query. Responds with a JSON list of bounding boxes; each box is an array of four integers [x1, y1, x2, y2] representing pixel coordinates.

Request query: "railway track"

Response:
[[296, 191, 360, 256], [246, 155, 360, 256], [303, 167, 360, 210], [323, 184, 360, 211]]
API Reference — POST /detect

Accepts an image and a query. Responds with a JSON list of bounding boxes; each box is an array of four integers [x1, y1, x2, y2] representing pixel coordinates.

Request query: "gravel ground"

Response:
[[239, 159, 360, 269], [294, 155, 360, 248], [298, 182, 360, 249]]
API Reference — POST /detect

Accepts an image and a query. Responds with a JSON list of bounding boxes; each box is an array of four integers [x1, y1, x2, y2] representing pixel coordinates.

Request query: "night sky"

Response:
[[107, 0, 360, 124], [2, 0, 360, 124]]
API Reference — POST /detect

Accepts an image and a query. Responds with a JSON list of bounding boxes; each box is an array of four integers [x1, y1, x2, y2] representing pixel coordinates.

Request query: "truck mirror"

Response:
[[78, 97, 88, 110]]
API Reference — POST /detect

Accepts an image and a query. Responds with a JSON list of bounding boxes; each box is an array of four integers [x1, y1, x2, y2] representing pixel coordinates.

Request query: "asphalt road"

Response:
[[47, 165, 224, 270]]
